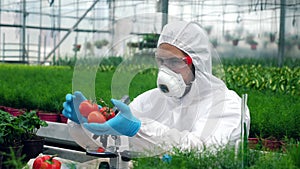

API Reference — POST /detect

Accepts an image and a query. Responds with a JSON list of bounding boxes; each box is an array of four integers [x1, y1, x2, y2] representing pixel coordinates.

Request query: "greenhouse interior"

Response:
[[0, 0, 299, 169]]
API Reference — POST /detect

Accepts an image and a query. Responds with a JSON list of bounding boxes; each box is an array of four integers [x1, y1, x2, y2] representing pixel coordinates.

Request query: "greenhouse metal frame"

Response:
[[0, 0, 299, 66]]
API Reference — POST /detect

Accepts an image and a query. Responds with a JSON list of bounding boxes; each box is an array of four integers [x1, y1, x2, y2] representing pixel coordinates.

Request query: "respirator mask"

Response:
[[157, 66, 187, 98]]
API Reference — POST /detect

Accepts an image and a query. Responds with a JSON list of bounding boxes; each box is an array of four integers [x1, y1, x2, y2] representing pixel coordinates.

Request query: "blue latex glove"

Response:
[[83, 99, 141, 137], [62, 91, 101, 124], [162, 154, 172, 163]]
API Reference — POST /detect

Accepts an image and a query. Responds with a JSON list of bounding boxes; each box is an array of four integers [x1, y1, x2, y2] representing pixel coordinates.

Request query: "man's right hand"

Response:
[[62, 91, 88, 124]]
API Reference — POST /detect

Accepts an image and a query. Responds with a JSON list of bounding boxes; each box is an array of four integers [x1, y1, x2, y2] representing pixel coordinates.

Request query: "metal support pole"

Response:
[[58, 0, 61, 57], [222, 0, 226, 36], [38, 0, 42, 64], [2, 34, 5, 62], [51, 3, 56, 62], [44, 35, 47, 63], [43, 0, 100, 63], [74, 0, 79, 59], [27, 34, 29, 63], [240, 94, 248, 169], [22, 0, 27, 63], [0, 0, 2, 58], [201, 1, 204, 24], [161, 0, 168, 29], [278, 0, 286, 67], [74, 37, 78, 59], [84, 37, 87, 57], [109, 0, 115, 56], [38, 35, 41, 64], [156, 0, 168, 31]]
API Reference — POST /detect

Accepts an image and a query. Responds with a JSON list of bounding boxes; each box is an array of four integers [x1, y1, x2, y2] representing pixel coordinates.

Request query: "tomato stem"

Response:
[[99, 98, 109, 107], [99, 98, 112, 115], [46, 154, 58, 164]]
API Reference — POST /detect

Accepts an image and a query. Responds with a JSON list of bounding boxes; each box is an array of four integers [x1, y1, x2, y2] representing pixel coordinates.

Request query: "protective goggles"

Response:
[[155, 55, 193, 70]]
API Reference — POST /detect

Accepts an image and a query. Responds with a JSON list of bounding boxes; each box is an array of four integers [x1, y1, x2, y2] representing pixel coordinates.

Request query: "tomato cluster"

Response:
[[79, 100, 115, 124]]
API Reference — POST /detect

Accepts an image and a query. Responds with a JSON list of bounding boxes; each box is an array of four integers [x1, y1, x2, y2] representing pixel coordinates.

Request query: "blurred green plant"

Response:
[[0, 61, 299, 141], [133, 143, 299, 169], [94, 39, 109, 49], [18, 111, 48, 140], [225, 65, 300, 95], [52, 56, 123, 67], [0, 110, 25, 147], [221, 57, 300, 68]]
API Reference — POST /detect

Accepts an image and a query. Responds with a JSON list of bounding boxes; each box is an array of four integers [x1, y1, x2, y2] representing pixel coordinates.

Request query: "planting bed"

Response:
[[0, 63, 299, 141], [0, 60, 299, 168]]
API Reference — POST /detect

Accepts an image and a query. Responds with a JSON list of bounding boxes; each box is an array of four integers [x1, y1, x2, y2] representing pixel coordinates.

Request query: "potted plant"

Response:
[[232, 37, 241, 46], [18, 111, 48, 162], [94, 39, 109, 49], [210, 38, 218, 48], [269, 32, 276, 43], [204, 25, 213, 35], [248, 137, 284, 151], [0, 110, 25, 168], [247, 39, 258, 50], [281, 35, 299, 50], [73, 44, 81, 52], [297, 38, 300, 50], [139, 33, 160, 49], [224, 31, 232, 42], [0, 106, 25, 116], [85, 41, 93, 50], [37, 111, 59, 122]]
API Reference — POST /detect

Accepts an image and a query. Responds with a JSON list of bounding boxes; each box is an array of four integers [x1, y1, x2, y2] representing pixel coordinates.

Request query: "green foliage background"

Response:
[[0, 58, 299, 141]]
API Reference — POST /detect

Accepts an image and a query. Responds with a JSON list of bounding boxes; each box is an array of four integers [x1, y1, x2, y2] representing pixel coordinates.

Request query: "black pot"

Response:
[[0, 144, 23, 169], [21, 137, 45, 162], [0, 153, 3, 169]]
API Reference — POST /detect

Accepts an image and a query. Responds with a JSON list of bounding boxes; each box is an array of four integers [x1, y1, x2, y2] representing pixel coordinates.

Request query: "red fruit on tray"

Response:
[[33, 155, 61, 169], [79, 100, 99, 117], [97, 147, 105, 153], [87, 111, 106, 123]]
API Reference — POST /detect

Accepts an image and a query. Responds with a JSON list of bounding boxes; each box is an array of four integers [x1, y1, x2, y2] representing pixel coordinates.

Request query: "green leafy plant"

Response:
[[269, 32, 276, 42], [296, 38, 300, 50], [224, 30, 242, 45], [94, 39, 109, 49], [204, 25, 213, 34], [0, 62, 299, 141], [0, 110, 25, 147], [132, 144, 300, 169], [2, 148, 29, 169], [210, 38, 218, 47], [224, 65, 300, 95], [52, 55, 77, 67], [139, 33, 160, 49], [85, 41, 93, 50], [246, 39, 258, 46], [18, 111, 48, 140]]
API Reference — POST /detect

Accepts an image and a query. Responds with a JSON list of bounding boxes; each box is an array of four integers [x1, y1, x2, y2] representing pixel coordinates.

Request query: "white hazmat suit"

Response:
[[68, 21, 250, 156]]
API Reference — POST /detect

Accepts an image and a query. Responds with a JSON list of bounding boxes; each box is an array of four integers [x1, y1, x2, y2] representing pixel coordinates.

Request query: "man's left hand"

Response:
[[83, 99, 141, 137]]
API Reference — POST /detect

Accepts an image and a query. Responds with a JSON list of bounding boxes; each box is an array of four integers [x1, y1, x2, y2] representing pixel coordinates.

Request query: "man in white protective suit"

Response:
[[63, 21, 250, 157]]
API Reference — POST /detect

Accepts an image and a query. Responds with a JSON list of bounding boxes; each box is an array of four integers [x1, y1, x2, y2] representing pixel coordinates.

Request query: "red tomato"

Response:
[[99, 107, 116, 121], [99, 107, 108, 114], [97, 147, 105, 153], [79, 100, 99, 117], [99, 107, 108, 120], [87, 111, 106, 123], [107, 110, 115, 120]]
